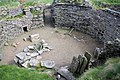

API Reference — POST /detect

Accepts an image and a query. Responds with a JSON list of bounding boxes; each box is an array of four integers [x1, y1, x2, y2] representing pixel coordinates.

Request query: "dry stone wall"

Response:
[[0, 14, 44, 49], [52, 3, 120, 42]]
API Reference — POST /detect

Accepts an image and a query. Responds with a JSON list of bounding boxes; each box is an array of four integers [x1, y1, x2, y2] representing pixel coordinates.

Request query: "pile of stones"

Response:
[[14, 40, 54, 68]]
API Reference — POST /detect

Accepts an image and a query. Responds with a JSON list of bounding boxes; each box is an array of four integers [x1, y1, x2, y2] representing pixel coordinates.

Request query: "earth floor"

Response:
[[0, 27, 102, 67]]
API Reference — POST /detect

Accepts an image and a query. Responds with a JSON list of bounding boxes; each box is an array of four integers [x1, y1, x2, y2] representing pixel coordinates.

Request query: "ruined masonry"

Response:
[[52, 3, 120, 42]]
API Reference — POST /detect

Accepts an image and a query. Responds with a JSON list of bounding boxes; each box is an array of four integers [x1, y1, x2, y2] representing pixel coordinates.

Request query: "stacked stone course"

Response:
[[52, 3, 120, 42]]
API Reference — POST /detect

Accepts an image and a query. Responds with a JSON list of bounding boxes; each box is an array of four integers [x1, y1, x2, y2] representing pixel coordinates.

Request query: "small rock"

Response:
[[12, 43, 17, 47], [16, 52, 25, 60], [41, 39, 45, 43], [26, 52, 31, 56], [30, 52, 39, 57], [4, 42, 9, 46], [27, 46, 34, 50], [23, 47, 29, 52], [23, 38, 27, 41]]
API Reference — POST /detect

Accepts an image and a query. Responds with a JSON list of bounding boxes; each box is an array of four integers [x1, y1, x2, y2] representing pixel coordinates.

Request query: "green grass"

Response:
[[90, 0, 120, 9], [77, 58, 120, 80], [0, 0, 20, 8], [0, 65, 54, 80], [0, 0, 53, 8]]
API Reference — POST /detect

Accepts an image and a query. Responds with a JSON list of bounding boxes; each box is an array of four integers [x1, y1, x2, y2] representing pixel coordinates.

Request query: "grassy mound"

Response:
[[0, 65, 54, 80], [78, 58, 120, 80]]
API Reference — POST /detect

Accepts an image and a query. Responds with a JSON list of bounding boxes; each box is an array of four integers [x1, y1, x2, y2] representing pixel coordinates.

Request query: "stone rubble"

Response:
[[14, 40, 54, 68]]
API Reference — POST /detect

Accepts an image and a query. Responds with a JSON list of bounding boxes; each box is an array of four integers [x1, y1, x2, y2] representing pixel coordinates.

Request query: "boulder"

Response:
[[57, 68, 75, 80]]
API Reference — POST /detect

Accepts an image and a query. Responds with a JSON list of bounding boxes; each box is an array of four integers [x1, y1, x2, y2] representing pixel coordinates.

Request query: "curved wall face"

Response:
[[52, 3, 120, 42]]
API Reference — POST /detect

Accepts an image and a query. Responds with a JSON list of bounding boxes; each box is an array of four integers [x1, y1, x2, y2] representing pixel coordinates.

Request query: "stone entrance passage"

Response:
[[43, 8, 54, 27], [23, 26, 28, 32]]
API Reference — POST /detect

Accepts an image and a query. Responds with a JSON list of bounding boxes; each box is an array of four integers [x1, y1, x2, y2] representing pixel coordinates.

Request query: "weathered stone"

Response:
[[69, 56, 79, 73], [30, 52, 39, 57], [57, 68, 75, 80], [23, 47, 29, 52], [12, 43, 17, 47], [29, 58, 39, 66], [16, 52, 26, 60], [21, 60, 29, 68], [76, 55, 83, 73], [41, 60, 55, 68], [79, 56, 88, 74], [52, 4, 120, 43], [23, 38, 27, 41], [29, 34, 40, 42], [27, 46, 34, 50], [14, 57, 19, 63], [94, 48, 101, 59], [84, 51, 92, 69], [36, 56, 42, 60], [4, 42, 9, 46]]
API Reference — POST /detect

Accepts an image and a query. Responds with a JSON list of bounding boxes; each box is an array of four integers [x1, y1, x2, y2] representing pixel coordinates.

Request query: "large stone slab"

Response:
[[79, 56, 88, 74], [69, 56, 79, 73], [41, 60, 55, 68], [57, 68, 75, 80], [76, 55, 84, 73], [84, 51, 92, 69]]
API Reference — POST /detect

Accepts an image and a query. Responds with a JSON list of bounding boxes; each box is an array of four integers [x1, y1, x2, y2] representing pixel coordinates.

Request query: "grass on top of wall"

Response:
[[90, 0, 120, 9]]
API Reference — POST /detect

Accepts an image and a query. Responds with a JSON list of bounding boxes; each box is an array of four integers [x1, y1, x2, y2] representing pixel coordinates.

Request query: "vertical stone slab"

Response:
[[69, 56, 79, 73], [79, 56, 88, 74], [76, 55, 84, 73], [84, 51, 92, 69], [93, 47, 101, 59]]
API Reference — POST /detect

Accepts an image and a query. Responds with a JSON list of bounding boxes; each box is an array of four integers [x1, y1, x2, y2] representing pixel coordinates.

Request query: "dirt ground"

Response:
[[0, 27, 102, 67]]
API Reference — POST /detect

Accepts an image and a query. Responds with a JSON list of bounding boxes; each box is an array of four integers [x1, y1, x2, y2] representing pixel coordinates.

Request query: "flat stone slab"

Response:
[[41, 60, 55, 68], [16, 52, 26, 60], [29, 58, 39, 66], [57, 68, 75, 80]]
